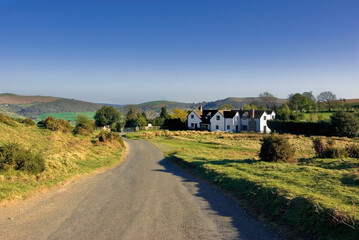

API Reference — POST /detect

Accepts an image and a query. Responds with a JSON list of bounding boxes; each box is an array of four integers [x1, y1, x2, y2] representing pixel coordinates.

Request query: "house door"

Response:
[[195, 123, 198, 129], [235, 125, 239, 132], [264, 126, 267, 133]]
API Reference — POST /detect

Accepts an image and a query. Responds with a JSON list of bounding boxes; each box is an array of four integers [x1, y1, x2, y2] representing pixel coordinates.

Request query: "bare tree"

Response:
[[317, 91, 337, 111], [258, 92, 277, 109]]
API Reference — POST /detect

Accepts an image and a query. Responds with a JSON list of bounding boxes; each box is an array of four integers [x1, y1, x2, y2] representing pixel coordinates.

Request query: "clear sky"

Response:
[[0, 0, 358, 104]]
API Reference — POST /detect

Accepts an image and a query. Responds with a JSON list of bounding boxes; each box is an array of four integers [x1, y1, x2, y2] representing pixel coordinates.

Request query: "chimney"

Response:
[[198, 105, 203, 113], [252, 108, 255, 118]]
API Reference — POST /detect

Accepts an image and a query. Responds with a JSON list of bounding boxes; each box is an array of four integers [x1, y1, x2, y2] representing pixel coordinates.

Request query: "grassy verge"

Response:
[[0, 120, 125, 203], [126, 130, 359, 240]]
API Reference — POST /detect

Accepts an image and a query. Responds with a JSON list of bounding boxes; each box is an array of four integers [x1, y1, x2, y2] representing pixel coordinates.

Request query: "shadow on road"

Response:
[[153, 157, 284, 240]]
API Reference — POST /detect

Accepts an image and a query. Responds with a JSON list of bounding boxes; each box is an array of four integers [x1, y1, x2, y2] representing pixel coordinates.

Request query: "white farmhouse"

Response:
[[187, 107, 275, 133]]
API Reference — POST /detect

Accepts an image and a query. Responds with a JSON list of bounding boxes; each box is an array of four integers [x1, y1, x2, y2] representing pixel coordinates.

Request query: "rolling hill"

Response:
[[0, 93, 102, 119]]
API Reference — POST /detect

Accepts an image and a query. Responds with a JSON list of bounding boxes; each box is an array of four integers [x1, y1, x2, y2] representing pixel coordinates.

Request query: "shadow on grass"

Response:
[[152, 156, 284, 240]]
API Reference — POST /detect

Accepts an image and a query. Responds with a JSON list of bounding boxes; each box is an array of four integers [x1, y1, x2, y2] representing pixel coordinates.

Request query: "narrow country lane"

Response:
[[0, 139, 283, 240]]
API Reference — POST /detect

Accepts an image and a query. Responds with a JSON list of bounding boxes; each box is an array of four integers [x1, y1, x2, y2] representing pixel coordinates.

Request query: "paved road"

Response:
[[0, 139, 283, 240]]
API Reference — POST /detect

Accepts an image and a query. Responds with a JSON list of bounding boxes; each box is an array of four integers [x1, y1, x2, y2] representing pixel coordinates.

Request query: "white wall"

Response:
[[210, 112, 225, 132], [259, 112, 275, 133], [225, 112, 239, 132], [187, 111, 202, 130]]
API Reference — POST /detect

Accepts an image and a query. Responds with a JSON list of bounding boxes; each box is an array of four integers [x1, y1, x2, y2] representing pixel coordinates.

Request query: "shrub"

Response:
[[38, 116, 72, 133], [0, 113, 16, 126], [96, 131, 124, 146], [0, 143, 45, 174], [346, 144, 359, 158], [267, 120, 331, 136], [312, 138, 348, 158], [16, 118, 36, 126], [73, 115, 94, 135], [259, 135, 296, 162], [330, 111, 359, 138]]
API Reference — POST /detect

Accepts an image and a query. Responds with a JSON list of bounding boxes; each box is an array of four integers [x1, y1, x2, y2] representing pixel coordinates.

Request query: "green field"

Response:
[[37, 112, 96, 122], [127, 130, 359, 239], [302, 112, 333, 121]]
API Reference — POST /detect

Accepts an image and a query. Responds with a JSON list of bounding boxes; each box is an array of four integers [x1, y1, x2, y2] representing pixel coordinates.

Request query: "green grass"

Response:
[[302, 112, 333, 121], [127, 130, 359, 240], [37, 112, 96, 122], [0, 118, 125, 203]]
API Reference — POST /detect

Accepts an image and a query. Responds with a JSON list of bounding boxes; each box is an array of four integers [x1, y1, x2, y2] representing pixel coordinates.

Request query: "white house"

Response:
[[187, 107, 275, 133]]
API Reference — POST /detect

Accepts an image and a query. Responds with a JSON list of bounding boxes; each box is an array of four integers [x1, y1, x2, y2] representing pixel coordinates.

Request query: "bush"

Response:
[[96, 131, 124, 146], [312, 138, 348, 158], [346, 144, 359, 158], [330, 111, 359, 138], [38, 116, 72, 133], [0, 113, 16, 126], [16, 118, 36, 126], [73, 115, 95, 135], [0, 143, 45, 174], [259, 135, 296, 162], [267, 120, 331, 136]]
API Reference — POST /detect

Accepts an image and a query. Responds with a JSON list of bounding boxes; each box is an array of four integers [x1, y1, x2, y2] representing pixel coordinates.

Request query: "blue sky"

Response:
[[0, 0, 358, 104]]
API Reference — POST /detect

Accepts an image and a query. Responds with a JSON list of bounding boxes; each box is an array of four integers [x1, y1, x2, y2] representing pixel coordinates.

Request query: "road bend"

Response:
[[0, 139, 283, 240]]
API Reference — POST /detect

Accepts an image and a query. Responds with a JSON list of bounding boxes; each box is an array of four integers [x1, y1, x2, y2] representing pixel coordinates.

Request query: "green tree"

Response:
[[302, 91, 316, 111], [330, 111, 359, 138], [94, 106, 121, 127], [160, 107, 169, 119], [288, 93, 307, 111]]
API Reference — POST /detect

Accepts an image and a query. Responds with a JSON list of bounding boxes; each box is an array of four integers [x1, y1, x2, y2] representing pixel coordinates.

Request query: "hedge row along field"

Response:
[[127, 130, 359, 240], [0, 114, 125, 203]]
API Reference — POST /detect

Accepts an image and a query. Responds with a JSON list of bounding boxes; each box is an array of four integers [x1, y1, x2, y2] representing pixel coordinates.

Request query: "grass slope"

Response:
[[0, 119, 125, 203], [127, 131, 359, 240]]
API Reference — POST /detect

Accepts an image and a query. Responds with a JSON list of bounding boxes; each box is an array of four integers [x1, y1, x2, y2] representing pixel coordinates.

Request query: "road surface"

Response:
[[0, 139, 283, 240]]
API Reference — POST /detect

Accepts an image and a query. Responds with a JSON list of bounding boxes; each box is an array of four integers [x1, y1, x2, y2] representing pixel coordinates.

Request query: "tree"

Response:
[[330, 111, 359, 138], [302, 91, 316, 111], [171, 108, 188, 122], [218, 104, 234, 110], [137, 115, 147, 127], [159, 107, 169, 119], [94, 106, 121, 127], [317, 91, 337, 111], [288, 93, 307, 111], [258, 92, 277, 109]]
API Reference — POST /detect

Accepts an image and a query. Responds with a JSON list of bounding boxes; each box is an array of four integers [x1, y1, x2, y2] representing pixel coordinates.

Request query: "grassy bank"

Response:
[[0, 119, 125, 203], [127, 130, 359, 240]]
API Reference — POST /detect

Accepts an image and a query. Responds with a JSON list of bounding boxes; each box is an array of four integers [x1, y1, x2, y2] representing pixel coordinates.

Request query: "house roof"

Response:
[[189, 108, 274, 122]]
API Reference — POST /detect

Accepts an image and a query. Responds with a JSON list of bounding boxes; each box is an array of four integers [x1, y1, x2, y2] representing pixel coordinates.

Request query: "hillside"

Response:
[[137, 97, 287, 113], [0, 114, 126, 203], [0, 94, 102, 119], [0, 93, 59, 104]]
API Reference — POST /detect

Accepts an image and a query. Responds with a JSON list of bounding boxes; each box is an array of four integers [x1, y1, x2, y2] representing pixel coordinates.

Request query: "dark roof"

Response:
[[189, 109, 274, 122], [223, 110, 238, 118]]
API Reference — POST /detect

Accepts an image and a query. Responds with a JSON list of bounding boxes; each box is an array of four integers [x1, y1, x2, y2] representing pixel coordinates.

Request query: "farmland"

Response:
[[37, 112, 96, 122], [127, 130, 359, 239]]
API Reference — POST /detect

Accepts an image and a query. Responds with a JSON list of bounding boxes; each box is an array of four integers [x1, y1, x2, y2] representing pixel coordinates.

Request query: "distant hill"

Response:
[[137, 97, 287, 113], [0, 94, 102, 119], [0, 93, 59, 104]]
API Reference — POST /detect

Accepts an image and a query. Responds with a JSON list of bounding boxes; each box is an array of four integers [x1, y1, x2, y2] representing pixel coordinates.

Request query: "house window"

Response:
[[191, 123, 194, 128], [236, 116, 238, 120], [191, 115, 194, 119], [216, 116, 220, 120], [264, 116, 266, 120], [227, 125, 230, 130], [216, 125, 219, 130], [272, 115, 275, 119]]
